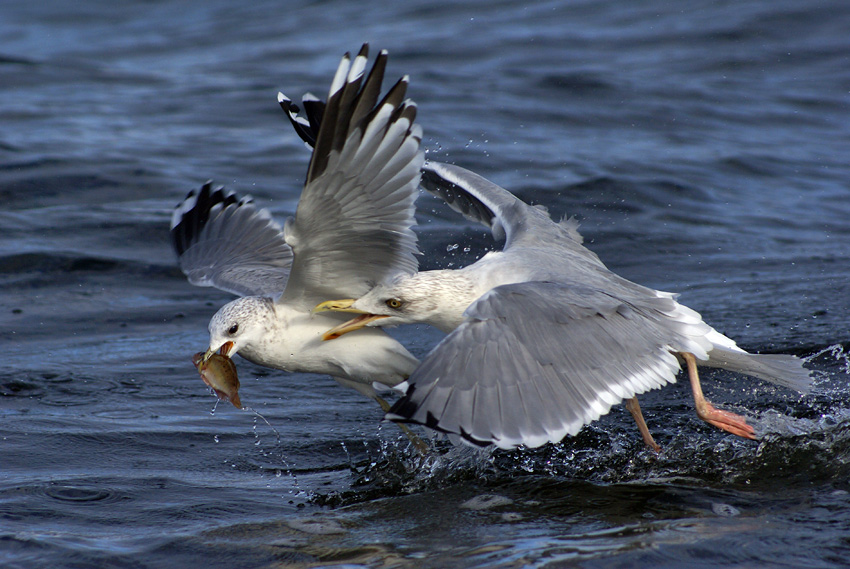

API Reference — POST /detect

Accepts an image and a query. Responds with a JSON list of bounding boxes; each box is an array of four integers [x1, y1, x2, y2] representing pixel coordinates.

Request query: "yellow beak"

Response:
[[312, 298, 360, 314], [202, 340, 235, 362], [321, 313, 390, 341], [314, 299, 389, 340]]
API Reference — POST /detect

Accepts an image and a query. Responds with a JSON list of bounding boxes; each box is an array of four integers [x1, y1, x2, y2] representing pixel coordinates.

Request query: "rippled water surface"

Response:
[[3, 1, 850, 567]]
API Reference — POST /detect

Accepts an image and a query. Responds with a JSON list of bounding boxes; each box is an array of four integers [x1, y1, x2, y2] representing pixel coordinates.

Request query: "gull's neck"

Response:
[[400, 269, 481, 332]]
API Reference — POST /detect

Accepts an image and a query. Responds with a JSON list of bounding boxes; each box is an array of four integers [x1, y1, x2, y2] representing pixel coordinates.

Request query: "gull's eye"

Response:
[[385, 298, 403, 310], [227, 324, 239, 335]]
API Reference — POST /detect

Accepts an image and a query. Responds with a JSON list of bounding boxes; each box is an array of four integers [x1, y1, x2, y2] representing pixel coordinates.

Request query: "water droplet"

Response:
[[446, 243, 459, 252]]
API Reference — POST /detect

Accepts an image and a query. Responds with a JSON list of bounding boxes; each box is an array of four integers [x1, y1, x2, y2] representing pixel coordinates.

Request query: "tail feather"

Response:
[[705, 346, 812, 393]]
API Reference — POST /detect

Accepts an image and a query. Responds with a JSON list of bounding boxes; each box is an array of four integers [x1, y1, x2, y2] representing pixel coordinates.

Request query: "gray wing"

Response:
[[277, 96, 511, 242], [420, 161, 586, 250], [280, 44, 424, 310], [277, 95, 583, 254], [387, 281, 714, 449], [171, 181, 293, 297]]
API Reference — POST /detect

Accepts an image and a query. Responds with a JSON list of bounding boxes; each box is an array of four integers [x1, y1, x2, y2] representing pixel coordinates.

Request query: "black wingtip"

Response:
[[279, 92, 318, 148], [386, 386, 493, 448], [170, 181, 243, 257], [301, 47, 413, 185], [386, 386, 420, 421]]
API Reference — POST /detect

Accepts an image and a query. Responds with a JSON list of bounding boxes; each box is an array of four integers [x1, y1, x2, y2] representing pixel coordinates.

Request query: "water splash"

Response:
[[806, 343, 850, 376], [248, 408, 281, 446], [242, 407, 304, 497]]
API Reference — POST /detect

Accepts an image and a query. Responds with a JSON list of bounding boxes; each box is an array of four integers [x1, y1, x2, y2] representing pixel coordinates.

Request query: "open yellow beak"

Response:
[[314, 299, 389, 340], [202, 340, 235, 363], [321, 313, 390, 340]]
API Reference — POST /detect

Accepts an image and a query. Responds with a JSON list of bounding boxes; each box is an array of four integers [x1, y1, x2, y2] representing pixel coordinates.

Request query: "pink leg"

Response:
[[681, 352, 756, 439], [625, 396, 661, 452]]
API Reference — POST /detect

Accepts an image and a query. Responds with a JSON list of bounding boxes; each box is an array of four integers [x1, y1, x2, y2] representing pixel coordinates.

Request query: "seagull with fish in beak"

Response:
[[170, 46, 427, 433]]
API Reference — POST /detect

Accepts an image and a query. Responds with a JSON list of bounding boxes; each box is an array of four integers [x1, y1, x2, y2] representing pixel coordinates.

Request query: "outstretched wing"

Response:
[[171, 181, 293, 297], [280, 44, 424, 310], [420, 161, 587, 251], [277, 93, 583, 253], [387, 281, 713, 449]]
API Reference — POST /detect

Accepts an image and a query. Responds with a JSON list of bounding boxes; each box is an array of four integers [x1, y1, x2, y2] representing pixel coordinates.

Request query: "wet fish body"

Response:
[[193, 352, 242, 409]]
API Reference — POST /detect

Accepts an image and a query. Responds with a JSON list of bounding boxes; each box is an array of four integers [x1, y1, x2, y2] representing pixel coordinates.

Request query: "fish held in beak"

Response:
[[193, 349, 241, 409]]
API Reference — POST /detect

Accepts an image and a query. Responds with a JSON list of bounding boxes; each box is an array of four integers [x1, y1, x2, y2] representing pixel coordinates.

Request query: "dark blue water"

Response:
[[3, 1, 850, 567]]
